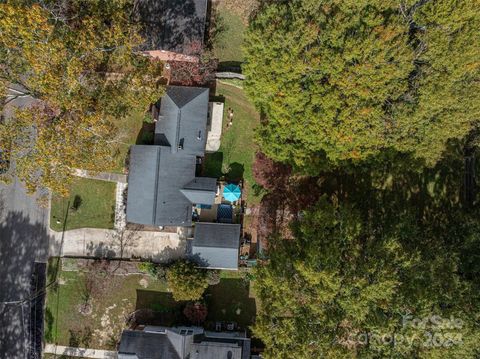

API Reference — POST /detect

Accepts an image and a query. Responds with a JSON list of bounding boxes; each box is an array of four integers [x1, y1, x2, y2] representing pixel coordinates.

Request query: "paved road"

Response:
[[0, 178, 50, 359]]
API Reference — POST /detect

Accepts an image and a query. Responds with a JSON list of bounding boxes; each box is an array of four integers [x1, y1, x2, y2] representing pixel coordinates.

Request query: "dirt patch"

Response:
[[139, 278, 149, 288], [69, 258, 143, 276], [78, 302, 93, 316], [94, 301, 132, 347]]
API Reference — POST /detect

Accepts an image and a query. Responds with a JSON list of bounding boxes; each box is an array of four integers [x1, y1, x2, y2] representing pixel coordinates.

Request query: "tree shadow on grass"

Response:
[[204, 278, 256, 330], [225, 162, 244, 183], [44, 307, 54, 342], [135, 289, 185, 327], [135, 122, 155, 145], [217, 61, 243, 73], [203, 152, 224, 178]]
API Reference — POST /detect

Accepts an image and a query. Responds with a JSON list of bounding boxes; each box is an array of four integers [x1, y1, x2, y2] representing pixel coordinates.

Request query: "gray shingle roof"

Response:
[[180, 188, 215, 206], [119, 328, 250, 359], [126, 86, 213, 227], [190, 223, 241, 270], [180, 177, 217, 204], [133, 0, 208, 54], [2, 84, 38, 120], [119, 330, 180, 359], [183, 177, 217, 192], [155, 86, 209, 156], [126, 146, 196, 226], [190, 341, 243, 358]]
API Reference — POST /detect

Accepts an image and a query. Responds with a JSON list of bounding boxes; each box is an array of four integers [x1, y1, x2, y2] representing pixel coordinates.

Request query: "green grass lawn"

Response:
[[213, 4, 246, 64], [45, 259, 169, 349], [205, 274, 257, 329], [50, 178, 116, 231], [46, 259, 257, 349], [203, 81, 261, 204]]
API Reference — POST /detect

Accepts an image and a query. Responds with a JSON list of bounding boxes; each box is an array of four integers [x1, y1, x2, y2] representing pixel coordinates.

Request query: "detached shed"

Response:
[[190, 223, 241, 270]]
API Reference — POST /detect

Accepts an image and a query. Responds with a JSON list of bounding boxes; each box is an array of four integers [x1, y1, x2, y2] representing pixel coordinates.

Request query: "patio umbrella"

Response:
[[223, 184, 241, 202]]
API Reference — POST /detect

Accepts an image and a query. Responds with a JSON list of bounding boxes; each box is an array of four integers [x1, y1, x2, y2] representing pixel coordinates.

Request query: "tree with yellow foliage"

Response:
[[0, 1, 164, 195]]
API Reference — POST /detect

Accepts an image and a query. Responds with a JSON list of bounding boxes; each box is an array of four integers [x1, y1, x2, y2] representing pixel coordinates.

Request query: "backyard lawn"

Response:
[[45, 259, 258, 349], [203, 81, 261, 204], [205, 271, 257, 329], [213, 2, 246, 65], [50, 178, 116, 231]]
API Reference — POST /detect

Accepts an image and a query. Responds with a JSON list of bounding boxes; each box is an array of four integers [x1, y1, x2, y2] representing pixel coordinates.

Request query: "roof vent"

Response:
[[197, 130, 202, 140]]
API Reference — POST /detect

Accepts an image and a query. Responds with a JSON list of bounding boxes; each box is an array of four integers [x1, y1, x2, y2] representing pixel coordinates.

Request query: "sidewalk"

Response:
[[44, 343, 117, 358], [49, 228, 186, 263]]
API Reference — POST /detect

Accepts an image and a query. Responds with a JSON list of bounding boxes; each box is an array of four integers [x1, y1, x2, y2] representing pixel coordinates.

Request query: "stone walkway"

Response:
[[49, 227, 186, 263], [114, 182, 127, 229], [44, 343, 117, 358], [73, 169, 127, 183]]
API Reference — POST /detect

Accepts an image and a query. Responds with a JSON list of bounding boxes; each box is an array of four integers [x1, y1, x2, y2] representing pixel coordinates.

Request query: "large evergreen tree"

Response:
[[253, 151, 480, 358], [243, 0, 480, 173]]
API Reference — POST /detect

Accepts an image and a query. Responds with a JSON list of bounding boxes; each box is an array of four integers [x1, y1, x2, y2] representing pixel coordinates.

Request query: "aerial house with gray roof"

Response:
[[126, 85, 241, 270], [118, 325, 252, 359], [127, 86, 215, 227]]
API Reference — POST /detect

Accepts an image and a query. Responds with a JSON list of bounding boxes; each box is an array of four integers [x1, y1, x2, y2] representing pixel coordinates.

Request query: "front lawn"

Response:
[[203, 81, 261, 204], [45, 259, 168, 349], [45, 259, 258, 349], [50, 178, 116, 231]]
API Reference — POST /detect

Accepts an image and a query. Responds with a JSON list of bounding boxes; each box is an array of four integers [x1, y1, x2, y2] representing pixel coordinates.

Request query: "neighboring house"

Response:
[[126, 85, 241, 269], [134, 0, 208, 62], [118, 326, 252, 359]]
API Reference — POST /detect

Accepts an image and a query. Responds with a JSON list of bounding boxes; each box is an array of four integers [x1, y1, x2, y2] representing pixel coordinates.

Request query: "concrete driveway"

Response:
[[0, 178, 51, 359], [49, 227, 186, 264]]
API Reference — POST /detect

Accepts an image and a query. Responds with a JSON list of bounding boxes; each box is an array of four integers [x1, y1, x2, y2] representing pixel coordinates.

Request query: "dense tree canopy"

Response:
[[243, 0, 480, 173], [0, 0, 164, 195], [166, 260, 210, 302], [253, 149, 480, 358]]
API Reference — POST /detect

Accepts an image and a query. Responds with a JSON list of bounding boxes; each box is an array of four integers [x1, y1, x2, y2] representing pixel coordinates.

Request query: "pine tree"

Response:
[[243, 0, 480, 173]]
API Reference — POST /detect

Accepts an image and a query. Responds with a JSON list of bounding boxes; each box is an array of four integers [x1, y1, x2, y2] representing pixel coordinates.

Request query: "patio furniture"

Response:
[[217, 203, 233, 223], [223, 183, 241, 202]]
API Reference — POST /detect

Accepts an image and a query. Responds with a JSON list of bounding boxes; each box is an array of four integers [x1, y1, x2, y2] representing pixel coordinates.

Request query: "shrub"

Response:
[[183, 302, 208, 324], [166, 260, 210, 301], [138, 262, 158, 278]]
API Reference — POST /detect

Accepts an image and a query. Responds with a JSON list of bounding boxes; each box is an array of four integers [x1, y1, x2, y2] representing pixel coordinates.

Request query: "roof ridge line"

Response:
[[152, 147, 161, 225], [168, 86, 208, 109]]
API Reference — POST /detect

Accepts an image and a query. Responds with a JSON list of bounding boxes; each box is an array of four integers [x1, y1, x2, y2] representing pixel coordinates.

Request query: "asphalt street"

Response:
[[0, 178, 50, 359]]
